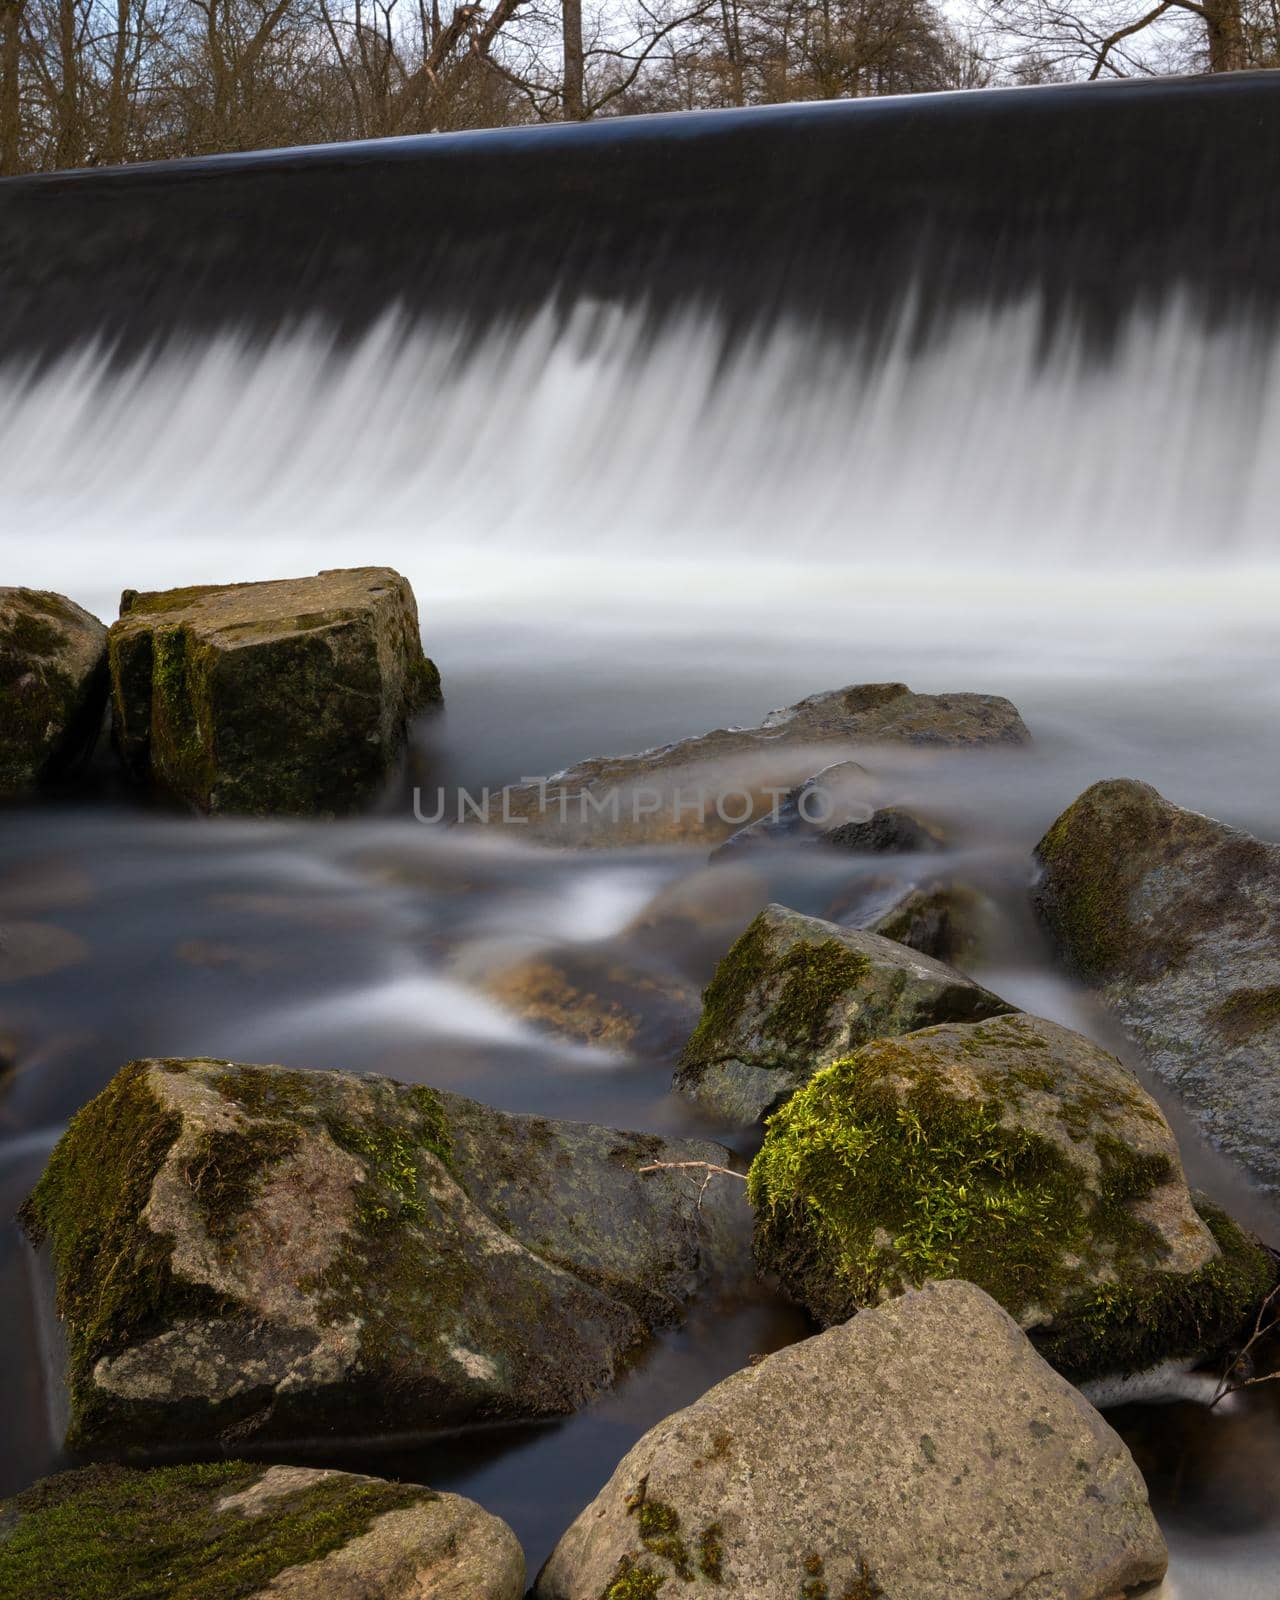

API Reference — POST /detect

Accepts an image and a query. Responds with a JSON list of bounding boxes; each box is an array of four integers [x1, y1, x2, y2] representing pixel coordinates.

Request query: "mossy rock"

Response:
[[19, 1058, 746, 1450], [0, 1461, 524, 1600], [0, 587, 107, 795], [749, 1012, 1276, 1382], [867, 879, 989, 964], [672, 904, 1016, 1127], [107, 568, 442, 815], [481, 683, 1029, 847], [534, 1281, 1167, 1600], [1035, 778, 1280, 1196]]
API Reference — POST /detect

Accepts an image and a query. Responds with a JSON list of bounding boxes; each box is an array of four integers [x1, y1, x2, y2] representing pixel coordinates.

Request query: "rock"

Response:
[[0, 920, 90, 983], [672, 904, 1015, 1125], [534, 1279, 1168, 1600], [622, 863, 770, 968], [475, 943, 702, 1055], [710, 760, 879, 858], [0, 588, 107, 794], [483, 683, 1029, 846], [0, 1462, 524, 1600], [19, 1058, 746, 1449], [107, 568, 441, 816], [1035, 778, 1280, 1196], [866, 879, 988, 964], [749, 1012, 1276, 1382], [822, 804, 946, 853]]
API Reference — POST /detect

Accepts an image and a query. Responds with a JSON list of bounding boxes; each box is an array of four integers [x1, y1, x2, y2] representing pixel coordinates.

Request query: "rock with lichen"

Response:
[[0, 587, 107, 795], [18, 1058, 747, 1450], [672, 903, 1015, 1126], [107, 568, 441, 816], [534, 1279, 1168, 1600], [481, 683, 1029, 847], [0, 1461, 524, 1600], [1035, 779, 1280, 1196], [749, 1012, 1275, 1382]]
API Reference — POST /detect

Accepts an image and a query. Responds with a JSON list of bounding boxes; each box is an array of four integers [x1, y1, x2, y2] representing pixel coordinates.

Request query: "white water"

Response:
[[2, 293, 1279, 617]]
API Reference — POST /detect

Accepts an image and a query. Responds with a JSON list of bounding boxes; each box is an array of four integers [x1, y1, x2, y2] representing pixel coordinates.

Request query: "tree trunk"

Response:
[[54, 0, 81, 168], [562, 0, 584, 118], [104, 0, 131, 164], [1205, 0, 1246, 67], [0, 0, 20, 175]]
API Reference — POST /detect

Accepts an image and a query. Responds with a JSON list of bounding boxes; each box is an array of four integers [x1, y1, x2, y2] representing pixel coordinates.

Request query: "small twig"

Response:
[[638, 1159, 747, 1212], [1210, 1278, 1280, 1408]]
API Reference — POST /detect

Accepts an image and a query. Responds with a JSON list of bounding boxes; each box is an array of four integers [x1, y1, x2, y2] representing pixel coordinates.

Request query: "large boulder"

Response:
[[108, 568, 441, 815], [534, 1279, 1168, 1600], [482, 682, 1029, 846], [750, 1012, 1275, 1382], [0, 587, 107, 794], [672, 903, 1015, 1125], [1035, 778, 1280, 1196], [0, 1462, 524, 1600], [19, 1058, 746, 1449]]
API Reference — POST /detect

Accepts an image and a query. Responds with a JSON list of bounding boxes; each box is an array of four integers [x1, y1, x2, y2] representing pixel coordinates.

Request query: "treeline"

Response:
[[0, 0, 1276, 175]]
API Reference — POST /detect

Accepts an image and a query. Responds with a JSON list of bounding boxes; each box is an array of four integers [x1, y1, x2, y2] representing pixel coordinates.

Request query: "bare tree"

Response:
[[978, 0, 1252, 79]]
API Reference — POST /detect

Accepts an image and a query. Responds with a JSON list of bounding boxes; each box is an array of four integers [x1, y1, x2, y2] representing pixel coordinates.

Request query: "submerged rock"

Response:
[[710, 759, 880, 857], [867, 878, 988, 963], [475, 942, 702, 1055], [19, 1058, 745, 1449], [749, 1012, 1275, 1381], [0, 1461, 524, 1600], [482, 682, 1029, 846], [108, 568, 441, 815], [0, 587, 107, 795], [1035, 778, 1280, 1196], [672, 903, 1014, 1125], [534, 1279, 1167, 1600]]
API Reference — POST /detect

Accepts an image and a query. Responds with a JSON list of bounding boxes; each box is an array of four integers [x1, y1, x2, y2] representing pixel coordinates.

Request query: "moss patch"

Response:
[[747, 1037, 1275, 1379], [0, 1461, 427, 1600], [600, 1555, 666, 1599], [17, 1062, 235, 1438], [1207, 985, 1280, 1043], [183, 1122, 304, 1246]]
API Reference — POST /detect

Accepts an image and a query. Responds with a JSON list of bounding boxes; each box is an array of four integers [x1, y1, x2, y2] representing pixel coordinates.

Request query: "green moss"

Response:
[[698, 1522, 724, 1582], [748, 1038, 1274, 1379], [632, 1497, 691, 1579], [1034, 784, 1193, 981], [600, 1555, 665, 1599], [1207, 985, 1280, 1043], [0, 1461, 428, 1600], [17, 1063, 235, 1442], [0, 612, 65, 656], [680, 915, 871, 1070], [842, 1559, 885, 1600], [1037, 1199, 1277, 1380], [410, 654, 444, 708], [150, 626, 216, 804], [125, 585, 226, 616], [183, 1122, 303, 1246], [212, 1066, 315, 1120]]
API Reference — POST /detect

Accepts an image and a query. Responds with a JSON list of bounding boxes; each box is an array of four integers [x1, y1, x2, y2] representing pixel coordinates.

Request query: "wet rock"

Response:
[[0, 588, 107, 795], [19, 1057, 746, 1449], [672, 903, 1015, 1126], [482, 682, 1029, 846], [475, 943, 702, 1055], [622, 862, 769, 970], [108, 568, 441, 816], [0, 1461, 524, 1600], [822, 803, 946, 853], [1035, 778, 1280, 1196], [534, 1279, 1168, 1600], [750, 1012, 1276, 1382], [866, 878, 989, 963], [0, 920, 90, 983], [710, 760, 879, 858]]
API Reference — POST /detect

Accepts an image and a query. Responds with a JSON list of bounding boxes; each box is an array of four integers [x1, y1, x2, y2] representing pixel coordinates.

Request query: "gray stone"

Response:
[[672, 903, 1015, 1126], [482, 683, 1029, 846], [0, 1462, 524, 1600], [822, 803, 946, 853], [108, 567, 441, 815], [0, 587, 107, 794], [534, 1280, 1168, 1600], [1035, 778, 1280, 1196], [19, 1057, 747, 1450], [750, 1011, 1275, 1380]]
